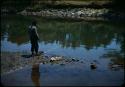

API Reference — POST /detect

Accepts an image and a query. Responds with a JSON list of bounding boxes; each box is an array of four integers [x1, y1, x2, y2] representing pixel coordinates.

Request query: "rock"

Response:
[[60, 63, 65, 66], [90, 63, 97, 69], [72, 58, 76, 61], [20, 10, 27, 15], [43, 61, 46, 64], [71, 58, 79, 62], [50, 57, 56, 61], [50, 56, 63, 62], [76, 59, 79, 62], [39, 51, 44, 54]]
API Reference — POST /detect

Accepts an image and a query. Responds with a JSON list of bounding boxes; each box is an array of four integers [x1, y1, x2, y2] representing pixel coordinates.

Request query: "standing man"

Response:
[[28, 21, 39, 56]]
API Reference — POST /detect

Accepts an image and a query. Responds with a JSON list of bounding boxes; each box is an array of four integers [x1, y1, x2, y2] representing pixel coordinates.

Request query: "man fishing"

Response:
[[28, 21, 39, 56]]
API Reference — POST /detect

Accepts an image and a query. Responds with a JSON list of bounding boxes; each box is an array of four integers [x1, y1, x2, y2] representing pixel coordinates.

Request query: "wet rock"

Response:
[[72, 58, 79, 62], [50, 56, 63, 62], [76, 59, 79, 62], [60, 63, 65, 66], [21, 55, 32, 58], [42, 61, 46, 64], [90, 63, 97, 69], [72, 58, 76, 61], [39, 51, 44, 54]]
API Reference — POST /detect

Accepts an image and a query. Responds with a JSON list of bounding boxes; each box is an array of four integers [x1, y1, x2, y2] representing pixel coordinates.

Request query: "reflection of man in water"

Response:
[[31, 64, 40, 86], [28, 21, 39, 56]]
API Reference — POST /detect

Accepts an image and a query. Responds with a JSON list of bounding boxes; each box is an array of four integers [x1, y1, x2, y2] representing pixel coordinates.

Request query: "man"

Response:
[[28, 21, 39, 56]]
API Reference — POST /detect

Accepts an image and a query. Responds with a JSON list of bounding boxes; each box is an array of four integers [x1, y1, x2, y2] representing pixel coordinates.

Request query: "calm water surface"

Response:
[[1, 15, 125, 86], [1, 15, 125, 60]]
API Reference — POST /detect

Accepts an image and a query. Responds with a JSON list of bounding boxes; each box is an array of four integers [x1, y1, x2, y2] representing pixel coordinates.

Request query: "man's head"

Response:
[[32, 21, 37, 26]]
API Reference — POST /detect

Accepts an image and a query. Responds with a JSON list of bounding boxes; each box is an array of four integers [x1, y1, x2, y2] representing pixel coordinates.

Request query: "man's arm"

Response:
[[34, 27, 39, 40]]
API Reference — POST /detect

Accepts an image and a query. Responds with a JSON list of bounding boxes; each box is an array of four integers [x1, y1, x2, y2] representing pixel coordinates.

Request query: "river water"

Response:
[[1, 15, 125, 86]]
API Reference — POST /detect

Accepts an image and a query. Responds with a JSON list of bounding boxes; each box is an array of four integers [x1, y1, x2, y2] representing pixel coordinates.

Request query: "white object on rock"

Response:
[[50, 56, 63, 61]]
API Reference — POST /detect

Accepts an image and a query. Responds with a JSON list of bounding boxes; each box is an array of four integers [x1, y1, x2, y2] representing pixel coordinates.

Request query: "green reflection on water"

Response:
[[1, 15, 124, 50]]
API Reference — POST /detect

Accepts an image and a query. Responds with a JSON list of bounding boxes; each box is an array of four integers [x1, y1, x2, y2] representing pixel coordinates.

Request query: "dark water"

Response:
[[1, 15, 125, 86]]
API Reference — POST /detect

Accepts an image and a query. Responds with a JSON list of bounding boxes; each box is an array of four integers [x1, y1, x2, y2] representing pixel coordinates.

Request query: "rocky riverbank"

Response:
[[18, 8, 125, 21], [1, 51, 124, 86], [1, 52, 83, 75], [1, 51, 124, 75]]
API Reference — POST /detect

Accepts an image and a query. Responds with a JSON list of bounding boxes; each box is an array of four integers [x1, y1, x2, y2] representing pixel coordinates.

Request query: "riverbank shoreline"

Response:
[[17, 8, 124, 21], [1, 51, 124, 86], [1, 51, 82, 75], [1, 0, 125, 21], [2, 8, 125, 21], [1, 51, 124, 75]]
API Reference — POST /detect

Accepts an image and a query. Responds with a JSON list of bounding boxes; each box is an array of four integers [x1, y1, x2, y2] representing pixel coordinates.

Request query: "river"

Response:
[[1, 14, 125, 86]]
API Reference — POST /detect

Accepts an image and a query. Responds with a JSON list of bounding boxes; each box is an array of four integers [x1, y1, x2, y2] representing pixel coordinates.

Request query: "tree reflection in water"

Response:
[[31, 64, 40, 86], [1, 15, 125, 51]]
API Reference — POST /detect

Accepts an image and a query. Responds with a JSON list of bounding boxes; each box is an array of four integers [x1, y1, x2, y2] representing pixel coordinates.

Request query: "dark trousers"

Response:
[[31, 40, 39, 54]]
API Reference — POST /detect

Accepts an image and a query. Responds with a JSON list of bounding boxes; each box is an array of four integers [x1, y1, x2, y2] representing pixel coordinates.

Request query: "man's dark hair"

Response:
[[32, 21, 37, 26]]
